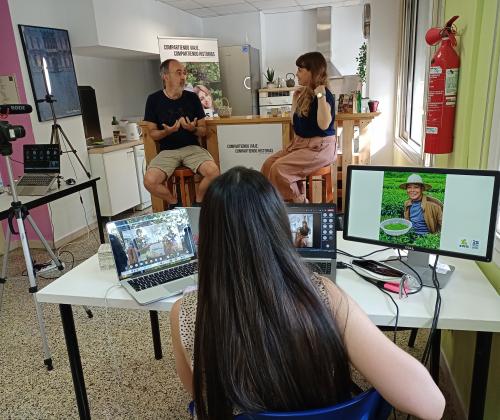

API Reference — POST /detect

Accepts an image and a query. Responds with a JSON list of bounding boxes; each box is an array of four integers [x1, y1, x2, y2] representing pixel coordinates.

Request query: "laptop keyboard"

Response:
[[307, 262, 332, 275], [17, 175, 54, 186], [128, 261, 198, 292]]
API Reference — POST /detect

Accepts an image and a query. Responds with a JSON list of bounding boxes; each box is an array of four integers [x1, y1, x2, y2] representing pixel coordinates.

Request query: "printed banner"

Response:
[[158, 37, 221, 117]]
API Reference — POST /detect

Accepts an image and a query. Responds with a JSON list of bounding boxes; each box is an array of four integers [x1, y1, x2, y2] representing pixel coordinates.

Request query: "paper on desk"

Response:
[[429, 255, 452, 274]]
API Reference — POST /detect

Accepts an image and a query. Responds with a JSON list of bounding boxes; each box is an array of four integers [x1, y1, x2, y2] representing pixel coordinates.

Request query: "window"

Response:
[[396, 0, 443, 162]]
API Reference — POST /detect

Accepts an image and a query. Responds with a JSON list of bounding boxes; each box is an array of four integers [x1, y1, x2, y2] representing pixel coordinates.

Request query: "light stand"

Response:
[[36, 59, 91, 182]]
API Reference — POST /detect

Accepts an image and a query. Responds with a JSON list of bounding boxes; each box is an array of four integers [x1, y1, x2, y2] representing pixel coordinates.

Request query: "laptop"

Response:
[[15, 144, 60, 196], [286, 203, 337, 281], [106, 208, 198, 305]]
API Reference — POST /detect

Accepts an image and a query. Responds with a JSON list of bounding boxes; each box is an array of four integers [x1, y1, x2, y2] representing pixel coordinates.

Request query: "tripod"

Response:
[[36, 62, 91, 182], [0, 155, 57, 369]]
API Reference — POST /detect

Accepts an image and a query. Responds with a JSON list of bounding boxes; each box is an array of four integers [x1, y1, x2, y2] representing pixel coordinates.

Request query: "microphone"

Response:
[[0, 104, 33, 115]]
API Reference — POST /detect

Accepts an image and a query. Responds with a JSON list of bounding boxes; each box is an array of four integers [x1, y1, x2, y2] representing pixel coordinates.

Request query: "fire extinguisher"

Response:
[[424, 16, 460, 154]]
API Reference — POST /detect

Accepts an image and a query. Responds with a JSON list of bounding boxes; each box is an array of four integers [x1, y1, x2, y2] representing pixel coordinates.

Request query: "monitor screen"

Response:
[[344, 166, 500, 262], [23, 144, 60, 173], [286, 203, 336, 258], [106, 209, 196, 280]]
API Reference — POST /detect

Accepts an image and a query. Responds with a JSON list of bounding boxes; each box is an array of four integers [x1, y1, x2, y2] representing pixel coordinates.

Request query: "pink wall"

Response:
[[0, 0, 53, 242]]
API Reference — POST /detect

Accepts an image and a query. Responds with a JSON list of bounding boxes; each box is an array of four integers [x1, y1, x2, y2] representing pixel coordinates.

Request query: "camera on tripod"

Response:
[[0, 103, 32, 155]]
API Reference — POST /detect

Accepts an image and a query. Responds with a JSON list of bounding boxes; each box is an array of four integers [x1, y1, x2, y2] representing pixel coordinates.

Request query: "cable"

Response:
[[337, 247, 392, 259], [8, 156, 23, 165], [346, 263, 400, 343]]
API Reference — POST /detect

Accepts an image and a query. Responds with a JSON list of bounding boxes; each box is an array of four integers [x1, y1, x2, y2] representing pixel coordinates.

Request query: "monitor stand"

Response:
[[383, 250, 455, 289]]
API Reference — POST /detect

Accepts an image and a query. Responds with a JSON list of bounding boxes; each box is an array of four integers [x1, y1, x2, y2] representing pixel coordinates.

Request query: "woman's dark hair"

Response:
[[295, 51, 328, 117], [193, 167, 351, 419]]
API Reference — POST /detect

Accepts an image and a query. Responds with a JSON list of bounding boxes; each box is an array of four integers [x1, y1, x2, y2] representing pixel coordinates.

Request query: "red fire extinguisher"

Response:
[[424, 16, 460, 154]]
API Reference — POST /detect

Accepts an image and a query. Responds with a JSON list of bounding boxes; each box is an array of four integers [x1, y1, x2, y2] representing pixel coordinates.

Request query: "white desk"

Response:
[[37, 234, 500, 420]]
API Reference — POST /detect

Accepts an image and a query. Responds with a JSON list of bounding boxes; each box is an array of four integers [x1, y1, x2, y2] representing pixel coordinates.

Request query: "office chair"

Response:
[[189, 388, 392, 420]]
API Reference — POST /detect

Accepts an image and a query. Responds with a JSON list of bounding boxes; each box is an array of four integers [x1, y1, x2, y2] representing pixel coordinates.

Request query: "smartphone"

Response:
[[351, 259, 404, 278]]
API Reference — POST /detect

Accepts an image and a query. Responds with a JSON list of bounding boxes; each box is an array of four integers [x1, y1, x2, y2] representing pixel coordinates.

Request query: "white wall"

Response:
[[7, 0, 193, 243], [203, 12, 261, 49], [367, 0, 401, 165], [92, 0, 203, 54], [331, 5, 364, 75], [261, 10, 316, 86], [74, 56, 159, 138]]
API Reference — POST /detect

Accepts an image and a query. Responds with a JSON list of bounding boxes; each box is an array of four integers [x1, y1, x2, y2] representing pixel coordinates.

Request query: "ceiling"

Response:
[[157, 0, 362, 17]]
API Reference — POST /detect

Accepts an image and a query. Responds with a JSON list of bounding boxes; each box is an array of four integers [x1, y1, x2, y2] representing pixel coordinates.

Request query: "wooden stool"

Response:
[[306, 165, 334, 203], [167, 166, 196, 207]]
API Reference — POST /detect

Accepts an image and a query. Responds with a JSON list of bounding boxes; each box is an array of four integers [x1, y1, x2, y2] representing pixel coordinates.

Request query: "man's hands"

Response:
[[162, 120, 181, 135], [180, 116, 198, 132], [162, 117, 197, 136]]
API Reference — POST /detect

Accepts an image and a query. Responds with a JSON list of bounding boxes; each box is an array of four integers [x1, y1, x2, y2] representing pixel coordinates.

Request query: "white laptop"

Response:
[[106, 209, 198, 305], [286, 203, 337, 281]]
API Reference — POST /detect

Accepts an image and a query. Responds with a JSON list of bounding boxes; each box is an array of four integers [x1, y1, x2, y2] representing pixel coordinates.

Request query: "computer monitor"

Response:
[[343, 165, 500, 288], [23, 144, 60, 173]]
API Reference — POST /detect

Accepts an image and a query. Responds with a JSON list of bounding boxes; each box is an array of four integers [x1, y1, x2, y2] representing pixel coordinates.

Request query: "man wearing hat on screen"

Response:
[[400, 174, 443, 235]]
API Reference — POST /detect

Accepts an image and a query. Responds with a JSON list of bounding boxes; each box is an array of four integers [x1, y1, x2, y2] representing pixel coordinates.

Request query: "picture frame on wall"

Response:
[[18, 24, 81, 122]]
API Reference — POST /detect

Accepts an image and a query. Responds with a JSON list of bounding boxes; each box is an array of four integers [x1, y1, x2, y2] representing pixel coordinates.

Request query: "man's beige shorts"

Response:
[[148, 145, 214, 178]]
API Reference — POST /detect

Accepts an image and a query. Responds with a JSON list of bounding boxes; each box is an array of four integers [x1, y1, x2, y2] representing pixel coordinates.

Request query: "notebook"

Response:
[[106, 208, 198, 305], [15, 144, 60, 196], [286, 203, 337, 281]]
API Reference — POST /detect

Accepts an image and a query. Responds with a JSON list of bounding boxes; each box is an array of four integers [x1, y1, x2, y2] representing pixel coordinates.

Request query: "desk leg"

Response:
[[149, 310, 162, 360], [468, 332, 492, 420], [91, 182, 105, 244], [60, 304, 90, 420], [430, 329, 441, 383]]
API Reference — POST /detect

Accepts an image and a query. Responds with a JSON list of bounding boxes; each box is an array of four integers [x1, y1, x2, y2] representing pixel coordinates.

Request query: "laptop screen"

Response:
[[286, 203, 336, 258], [23, 144, 60, 173], [106, 209, 196, 280]]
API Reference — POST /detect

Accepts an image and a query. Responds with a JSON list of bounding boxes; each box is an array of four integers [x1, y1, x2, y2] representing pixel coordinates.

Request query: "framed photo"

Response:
[[18, 25, 81, 122]]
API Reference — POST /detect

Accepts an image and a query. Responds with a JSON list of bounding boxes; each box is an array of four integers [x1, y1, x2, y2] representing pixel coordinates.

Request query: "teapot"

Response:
[[285, 73, 296, 87]]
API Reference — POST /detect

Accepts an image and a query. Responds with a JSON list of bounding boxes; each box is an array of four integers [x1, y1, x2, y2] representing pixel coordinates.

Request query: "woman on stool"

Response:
[[262, 51, 337, 203]]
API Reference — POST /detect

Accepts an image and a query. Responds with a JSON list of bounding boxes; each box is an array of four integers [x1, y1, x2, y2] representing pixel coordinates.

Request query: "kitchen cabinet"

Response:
[[89, 145, 141, 216]]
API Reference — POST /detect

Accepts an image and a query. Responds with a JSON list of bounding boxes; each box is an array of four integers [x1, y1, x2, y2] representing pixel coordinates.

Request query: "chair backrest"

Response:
[[235, 388, 391, 420]]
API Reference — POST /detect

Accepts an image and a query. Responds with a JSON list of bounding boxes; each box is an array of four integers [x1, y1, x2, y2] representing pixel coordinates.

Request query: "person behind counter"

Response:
[[143, 59, 219, 205], [170, 166, 445, 420], [261, 51, 337, 203]]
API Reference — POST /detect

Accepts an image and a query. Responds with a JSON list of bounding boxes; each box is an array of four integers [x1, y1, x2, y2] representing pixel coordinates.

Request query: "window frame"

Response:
[[395, 0, 443, 165]]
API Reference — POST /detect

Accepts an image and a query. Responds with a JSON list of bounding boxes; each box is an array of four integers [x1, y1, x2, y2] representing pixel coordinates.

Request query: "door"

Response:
[[219, 45, 253, 115]]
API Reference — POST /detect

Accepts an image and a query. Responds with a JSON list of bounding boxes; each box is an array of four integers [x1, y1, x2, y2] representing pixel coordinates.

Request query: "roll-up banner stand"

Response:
[[158, 37, 221, 117]]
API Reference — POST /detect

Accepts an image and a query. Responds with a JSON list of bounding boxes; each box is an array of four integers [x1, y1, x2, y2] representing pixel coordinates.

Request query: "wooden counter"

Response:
[[141, 112, 379, 212], [87, 139, 142, 154]]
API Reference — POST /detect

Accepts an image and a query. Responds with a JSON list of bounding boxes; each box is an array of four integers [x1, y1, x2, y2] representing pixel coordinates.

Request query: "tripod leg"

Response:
[[0, 227, 12, 313], [15, 215, 53, 370], [57, 125, 91, 179], [25, 214, 93, 319]]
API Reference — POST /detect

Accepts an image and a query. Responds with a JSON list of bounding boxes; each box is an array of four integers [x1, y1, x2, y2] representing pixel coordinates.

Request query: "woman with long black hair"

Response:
[[170, 167, 445, 420]]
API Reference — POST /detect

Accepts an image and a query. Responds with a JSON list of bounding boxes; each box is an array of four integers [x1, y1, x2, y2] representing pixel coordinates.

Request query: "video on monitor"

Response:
[[289, 213, 314, 248], [344, 166, 500, 261]]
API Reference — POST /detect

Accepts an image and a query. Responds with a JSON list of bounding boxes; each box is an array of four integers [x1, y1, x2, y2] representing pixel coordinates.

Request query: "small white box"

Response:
[[98, 243, 115, 271]]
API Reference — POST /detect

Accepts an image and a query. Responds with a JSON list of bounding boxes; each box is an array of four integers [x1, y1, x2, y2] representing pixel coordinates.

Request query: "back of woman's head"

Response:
[[193, 167, 351, 419], [295, 51, 328, 117]]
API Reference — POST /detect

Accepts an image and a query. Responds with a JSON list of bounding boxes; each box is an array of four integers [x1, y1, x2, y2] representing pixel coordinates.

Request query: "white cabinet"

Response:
[[89, 147, 140, 217]]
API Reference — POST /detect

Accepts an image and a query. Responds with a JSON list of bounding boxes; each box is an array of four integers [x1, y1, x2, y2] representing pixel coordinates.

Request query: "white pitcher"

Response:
[[125, 122, 142, 140]]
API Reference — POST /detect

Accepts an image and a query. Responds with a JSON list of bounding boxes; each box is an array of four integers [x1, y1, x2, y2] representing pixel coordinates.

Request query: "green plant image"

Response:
[[379, 171, 447, 250], [384, 223, 409, 230], [185, 62, 222, 104]]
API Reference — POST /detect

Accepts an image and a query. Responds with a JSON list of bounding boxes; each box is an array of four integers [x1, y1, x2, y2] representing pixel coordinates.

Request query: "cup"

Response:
[[271, 107, 279, 117], [125, 122, 142, 141], [368, 100, 379, 112]]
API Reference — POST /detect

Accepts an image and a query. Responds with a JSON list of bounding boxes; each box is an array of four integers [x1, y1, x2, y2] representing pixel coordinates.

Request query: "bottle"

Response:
[[112, 116, 120, 144]]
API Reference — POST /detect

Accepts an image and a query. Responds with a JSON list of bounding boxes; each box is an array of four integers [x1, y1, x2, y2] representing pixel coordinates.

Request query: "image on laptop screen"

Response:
[[23, 144, 60, 173], [106, 209, 196, 279], [286, 204, 336, 257]]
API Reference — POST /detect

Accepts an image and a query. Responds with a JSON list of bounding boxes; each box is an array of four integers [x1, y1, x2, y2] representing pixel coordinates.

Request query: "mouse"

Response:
[[65, 178, 76, 185]]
